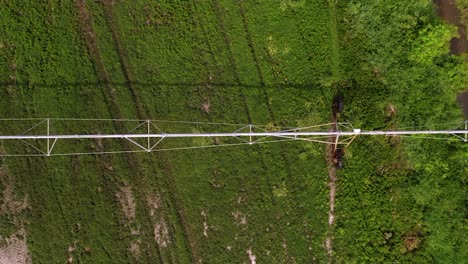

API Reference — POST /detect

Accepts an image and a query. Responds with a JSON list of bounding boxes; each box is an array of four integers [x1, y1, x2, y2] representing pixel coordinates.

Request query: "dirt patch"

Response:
[[435, 1, 468, 118], [324, 115, 338, 260], [146, 193, 161, 218], [325, 144, 337, 228], [0, 167, 31, 264], [154, 222, 170, 248], [435, 0, 460, 24], [403, 233, 422, 252], [128, 230, 141, 259], [325, 237, 333, 257], [434, 0, 468, 54], [0, 168, 29, 215], [201, 101, 211, 114], [0, 228, 31, 264], [232, 210, 248, 226], [145, 193, 171, 249], [246, 248, 256, 264], [66, 240, 77, 264], [201, 210, 209, 238], [128, 239, 141, 258], [115, 186, 136, 223], [386, 104, 397, 118]]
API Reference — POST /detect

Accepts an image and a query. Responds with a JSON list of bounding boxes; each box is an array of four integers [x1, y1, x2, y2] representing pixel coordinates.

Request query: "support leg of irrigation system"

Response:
[[147, 119, 151, 152], [45, 118, 59, 156], [47, 118, 50, 156]]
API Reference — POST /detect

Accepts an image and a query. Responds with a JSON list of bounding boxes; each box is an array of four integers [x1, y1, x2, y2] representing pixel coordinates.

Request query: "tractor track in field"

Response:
[[233, 2, 310, 259], [101, 2, 202, 262], [212, 0, 252, 123], [75, 1, 200, 262], [237, 0, 299, 194], [188, 0, 233, 117], [210, 3, 296, 258], [237, 0, 265, 87], [75, 1, 163, 260], [239, 1, 340, 259], [237, 0, 277, 122], [211, 0, 280, 185], [190, 0, 226, 80], [289, 8, 330, 100], [184, 2, 276, 258], [100, 0, 148, 118], [190, 0, 277, 246], [70, 155, 126, 263]]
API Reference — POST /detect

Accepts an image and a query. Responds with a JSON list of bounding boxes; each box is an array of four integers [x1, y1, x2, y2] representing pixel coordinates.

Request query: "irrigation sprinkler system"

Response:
[[0, 118, 466, 157]]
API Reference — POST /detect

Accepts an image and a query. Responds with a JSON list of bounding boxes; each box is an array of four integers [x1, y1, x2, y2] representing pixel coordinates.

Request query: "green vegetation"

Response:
[[0, 0, 466, 263], [333, 0, 467, 262]]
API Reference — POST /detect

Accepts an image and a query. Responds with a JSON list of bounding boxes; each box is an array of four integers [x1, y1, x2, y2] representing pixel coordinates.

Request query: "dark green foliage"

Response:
[[330, 0, 467, 262]]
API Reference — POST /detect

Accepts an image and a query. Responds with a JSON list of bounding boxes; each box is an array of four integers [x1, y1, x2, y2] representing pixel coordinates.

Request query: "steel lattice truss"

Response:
[[0, 118, 466, 156]]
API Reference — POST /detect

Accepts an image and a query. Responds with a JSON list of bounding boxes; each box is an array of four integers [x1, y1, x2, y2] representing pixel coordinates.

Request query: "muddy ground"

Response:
[[434, 0, 468, 118], [434, 0, 468, 54]]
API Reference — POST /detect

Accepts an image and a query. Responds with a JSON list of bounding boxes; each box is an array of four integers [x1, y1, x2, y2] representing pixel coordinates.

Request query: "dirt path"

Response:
[[100, 0, 147, 118], [0, 167, 31, 264], [324, 1, 341, 261], [434, 0, 467, 55], [434, 0, 468, 117], [324, 115, 338, 262]]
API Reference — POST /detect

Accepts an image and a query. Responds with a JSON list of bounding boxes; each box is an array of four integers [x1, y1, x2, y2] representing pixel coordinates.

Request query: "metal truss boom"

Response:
[[0, 119, 466, 156], [0, 129, 467, 139]]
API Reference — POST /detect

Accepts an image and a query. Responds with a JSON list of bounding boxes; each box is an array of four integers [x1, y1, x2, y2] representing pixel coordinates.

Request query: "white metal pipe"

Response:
[[0, 130, 467, 140]]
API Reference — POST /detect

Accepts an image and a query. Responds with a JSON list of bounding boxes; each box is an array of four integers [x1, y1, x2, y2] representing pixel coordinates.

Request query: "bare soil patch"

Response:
[[201, 101, 211, 114], [145, 193, 170, 249], [403, 233, 422, 252], [0, 167, 31, 264], [128, 239, 141, 258], [0, 228, 31, 264], [66, 241, 77, 264], [154, 222, 170, 248], [434, 0, 468, 54], [201, 210, 209, 238], [434, 1, 468, 119], [232, 210, 248, 226], [324, 115, 338, 260], [0, 168, 29, 215], [246, 248, 256, 264], [146, 193, 161, 218], [115, 185, 136, 223]]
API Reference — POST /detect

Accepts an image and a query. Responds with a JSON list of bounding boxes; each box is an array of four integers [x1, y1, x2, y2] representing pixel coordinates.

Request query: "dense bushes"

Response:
[[332, 0, 467, 261]]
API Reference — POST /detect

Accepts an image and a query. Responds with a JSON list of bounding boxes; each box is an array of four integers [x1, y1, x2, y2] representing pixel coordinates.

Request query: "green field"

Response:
[[0, 0, 466, 263]]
